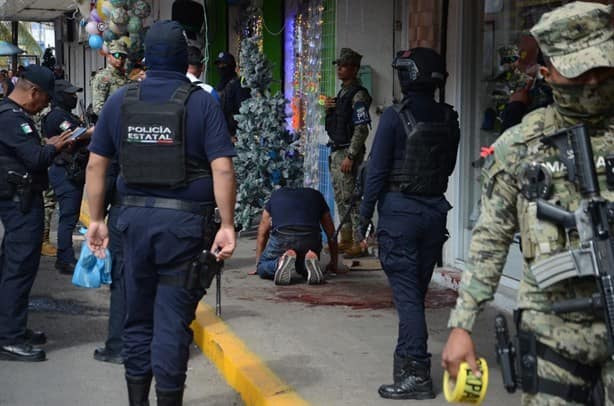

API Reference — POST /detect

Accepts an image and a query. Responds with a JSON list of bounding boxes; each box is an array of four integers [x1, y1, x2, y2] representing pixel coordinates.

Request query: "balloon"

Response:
[[109, 21, 126, 35], [103, 29, 118, 42], [96, 0, 112, 21], [89, 34, 104, 49], [109, 0, 126, 7], [127, 16, 142, 33], [133, 0, 151, 18], [85, 21, 100, 35], [90, 9, 101, 22], [102, 43, 109, 54], [111, 7, 128, 25]]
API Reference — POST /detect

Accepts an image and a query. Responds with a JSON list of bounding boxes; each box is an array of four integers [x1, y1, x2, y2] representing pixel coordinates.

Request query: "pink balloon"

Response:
[[90, 9, 101, 22], [86, 21, 100, 35]]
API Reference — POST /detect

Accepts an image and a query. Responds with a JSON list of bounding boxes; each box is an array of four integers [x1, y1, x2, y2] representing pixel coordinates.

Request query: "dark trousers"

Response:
[[256, 229, 322, 279], [377, 192, 448, 361], [49, 165, 83, 264], [118, 206, 205, 390], [0, 194, 44, 345], [104, 205, 125, 354]]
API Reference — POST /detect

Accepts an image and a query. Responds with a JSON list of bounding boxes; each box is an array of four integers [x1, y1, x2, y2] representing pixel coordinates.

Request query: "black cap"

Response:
[[214, 51, 236, 67], [55, 79, 82, 94], [22, 65, 55, 95], [187, 46, 203, 66]]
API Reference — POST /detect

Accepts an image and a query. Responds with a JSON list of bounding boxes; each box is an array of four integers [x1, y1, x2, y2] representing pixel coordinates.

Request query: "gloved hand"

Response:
[[356, 216, 371, 242]]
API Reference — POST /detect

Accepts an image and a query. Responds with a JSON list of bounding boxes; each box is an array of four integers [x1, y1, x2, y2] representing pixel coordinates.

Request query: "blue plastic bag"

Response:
[[72, 228, 112, 288]]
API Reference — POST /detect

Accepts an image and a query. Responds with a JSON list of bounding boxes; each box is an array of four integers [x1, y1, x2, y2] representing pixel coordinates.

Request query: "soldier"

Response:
[[91, 40, 128, 115], [325, 48, 372, 259], [442, 2, 614, 404]]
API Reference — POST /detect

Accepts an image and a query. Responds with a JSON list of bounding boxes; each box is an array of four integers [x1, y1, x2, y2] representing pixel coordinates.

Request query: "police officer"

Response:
[[325, 47, 372, 259], [86, 20, 236, 405], [442, 2, 614, 404], [91, 40, 128, 115], [43, 80, 93, 275], [0, 65, 72, 361], [358, 48, 460, 399], [214, 51, 250, 141]]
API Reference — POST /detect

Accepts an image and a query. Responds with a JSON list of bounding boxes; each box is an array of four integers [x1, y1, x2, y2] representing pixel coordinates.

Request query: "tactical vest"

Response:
[[325, 84, 367, 146], [120, 83, 211, 188], [388, 100, 460, 196]]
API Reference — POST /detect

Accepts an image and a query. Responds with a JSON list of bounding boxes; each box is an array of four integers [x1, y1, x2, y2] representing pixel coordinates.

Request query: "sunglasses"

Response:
[[112, 53, 127, 60]]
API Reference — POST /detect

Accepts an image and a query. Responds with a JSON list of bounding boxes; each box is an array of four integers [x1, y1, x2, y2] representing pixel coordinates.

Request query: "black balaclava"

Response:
[[144, 20, 188, 73]]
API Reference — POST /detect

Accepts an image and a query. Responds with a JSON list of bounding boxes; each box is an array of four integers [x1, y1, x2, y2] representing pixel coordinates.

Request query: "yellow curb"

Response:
[[79, 197, 91, 227], [191, 302, 310, 406]]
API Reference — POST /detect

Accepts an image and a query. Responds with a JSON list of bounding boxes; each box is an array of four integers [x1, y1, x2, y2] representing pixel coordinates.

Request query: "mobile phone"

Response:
[[69, 127, 87, 141]]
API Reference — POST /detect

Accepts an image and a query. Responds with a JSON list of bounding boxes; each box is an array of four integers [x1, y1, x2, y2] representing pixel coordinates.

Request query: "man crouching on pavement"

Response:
[[255, 186, 340, 285]]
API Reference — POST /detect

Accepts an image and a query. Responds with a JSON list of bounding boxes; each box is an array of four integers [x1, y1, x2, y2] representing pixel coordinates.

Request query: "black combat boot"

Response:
[[378, 356, 436, 400], [156, 387, 184, 406], [126, 374, 152, 406]]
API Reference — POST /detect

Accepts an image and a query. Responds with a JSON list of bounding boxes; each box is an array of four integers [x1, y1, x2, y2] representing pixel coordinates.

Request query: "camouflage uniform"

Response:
[[33, 106, 57, 255], [327, 48, 372, 250], [91, 41, 128, 115], [448, 3, 614, 404]]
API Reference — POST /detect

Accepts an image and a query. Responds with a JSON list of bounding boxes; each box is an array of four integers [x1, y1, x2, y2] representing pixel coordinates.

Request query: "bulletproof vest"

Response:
[[120, 83, 211, 188], [0, 104, 33, 198], [388, 100, 460, 196], [326, 84, 366, 146]]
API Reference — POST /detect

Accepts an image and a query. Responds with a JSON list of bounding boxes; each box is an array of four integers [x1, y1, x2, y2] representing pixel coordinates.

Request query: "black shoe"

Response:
[[378, 356, 435, 400], [93, 347, 123, 364], [0, 343, 46, 362], [24, 328, 47, 345], [55, 260, 76, 275]]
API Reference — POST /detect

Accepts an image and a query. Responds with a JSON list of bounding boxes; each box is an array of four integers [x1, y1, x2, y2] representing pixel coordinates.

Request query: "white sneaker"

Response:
[[305, 256, 324, 285], [274, 251, 296, 285]]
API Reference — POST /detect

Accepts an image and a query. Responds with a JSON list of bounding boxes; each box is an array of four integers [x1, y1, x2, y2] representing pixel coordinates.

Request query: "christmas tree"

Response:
[[234, 36, 304, 230]]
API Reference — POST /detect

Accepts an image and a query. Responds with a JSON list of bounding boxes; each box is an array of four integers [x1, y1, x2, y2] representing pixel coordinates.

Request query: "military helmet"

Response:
[[392, 47, 446, 92]]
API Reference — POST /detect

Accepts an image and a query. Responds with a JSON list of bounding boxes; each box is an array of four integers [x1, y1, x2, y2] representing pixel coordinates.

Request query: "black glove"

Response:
[[356, 216, 371, 242]]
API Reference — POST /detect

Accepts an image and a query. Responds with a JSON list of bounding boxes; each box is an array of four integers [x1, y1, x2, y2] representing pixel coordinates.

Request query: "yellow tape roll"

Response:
[[443, 357, 489, 404]]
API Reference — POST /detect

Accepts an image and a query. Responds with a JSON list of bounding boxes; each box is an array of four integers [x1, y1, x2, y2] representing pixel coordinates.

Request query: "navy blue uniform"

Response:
[[257, 188, 329, 278], [42, 107, 84, 265], [216, 74, 250, 137], [0, 99, 57, 346], [360, 92, 455, 361], [89, 70, 234, 390]]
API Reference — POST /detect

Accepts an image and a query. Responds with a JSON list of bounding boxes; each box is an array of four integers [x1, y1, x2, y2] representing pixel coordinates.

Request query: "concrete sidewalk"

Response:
[[0, 234, 243, 406], [195, 235, 521, 405]]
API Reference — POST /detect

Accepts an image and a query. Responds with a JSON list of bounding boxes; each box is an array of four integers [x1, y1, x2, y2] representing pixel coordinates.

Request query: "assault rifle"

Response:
[[79, 100, 90, 128], [534, 124, 614, 356]]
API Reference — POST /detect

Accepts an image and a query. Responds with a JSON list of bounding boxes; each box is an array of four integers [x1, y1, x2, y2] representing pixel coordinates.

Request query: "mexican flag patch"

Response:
[[20, 123, 33, 134]]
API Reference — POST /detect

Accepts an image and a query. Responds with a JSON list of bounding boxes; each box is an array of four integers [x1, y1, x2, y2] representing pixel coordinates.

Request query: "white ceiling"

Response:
[[0, 0, 78, 21]]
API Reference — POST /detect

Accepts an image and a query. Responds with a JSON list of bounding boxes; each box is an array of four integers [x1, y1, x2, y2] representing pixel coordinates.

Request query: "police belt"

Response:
[[328, 142, 350, 152], [384, 183, 440, 197], [114, 195, 215, 216]]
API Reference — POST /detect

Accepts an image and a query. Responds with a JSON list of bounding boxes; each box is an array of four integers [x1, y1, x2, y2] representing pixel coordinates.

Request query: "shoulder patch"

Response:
[[20, 123, 33, 134], [352, 100, 371, 126]]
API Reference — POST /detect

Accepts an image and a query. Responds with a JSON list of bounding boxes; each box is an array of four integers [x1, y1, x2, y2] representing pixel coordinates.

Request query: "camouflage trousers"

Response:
[[520, 309, 614, 405], [329, 149, 364, 241], [43, 187, 56, 237]]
